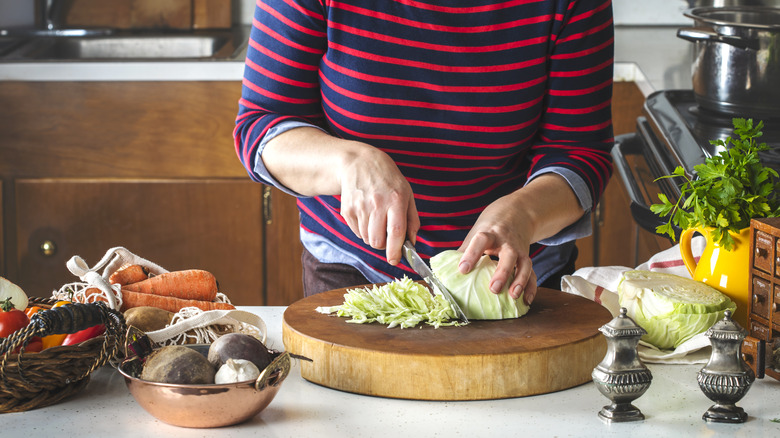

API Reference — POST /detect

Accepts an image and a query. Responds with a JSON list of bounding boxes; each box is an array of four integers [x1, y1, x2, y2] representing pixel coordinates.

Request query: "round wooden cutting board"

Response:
[[282, 286, 612, 401]]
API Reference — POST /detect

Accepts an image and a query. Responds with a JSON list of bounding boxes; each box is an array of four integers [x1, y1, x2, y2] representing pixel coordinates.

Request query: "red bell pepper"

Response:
[[61, 324, 105, 346]]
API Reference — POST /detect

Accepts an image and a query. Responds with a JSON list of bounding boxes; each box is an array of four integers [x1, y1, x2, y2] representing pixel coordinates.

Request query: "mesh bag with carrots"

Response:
[[53, 247, 266, 346]]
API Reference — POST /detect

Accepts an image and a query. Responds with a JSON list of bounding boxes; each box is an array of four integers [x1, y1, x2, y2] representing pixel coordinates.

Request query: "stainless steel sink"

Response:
[[0, 28, 248, 60]]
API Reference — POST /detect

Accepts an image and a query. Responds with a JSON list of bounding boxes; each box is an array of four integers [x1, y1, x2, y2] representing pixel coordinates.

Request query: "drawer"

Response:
[[754, 230, 774, 273], [774, 287, 780, 329], [752, 276, 772, 320], [776, 238, 780, 276], [750, 319, 773, 341], [741, 336, 764, 379]]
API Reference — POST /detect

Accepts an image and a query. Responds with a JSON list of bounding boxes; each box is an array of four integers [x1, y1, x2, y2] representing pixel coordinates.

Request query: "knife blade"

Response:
[[402, 240, 469, 323]]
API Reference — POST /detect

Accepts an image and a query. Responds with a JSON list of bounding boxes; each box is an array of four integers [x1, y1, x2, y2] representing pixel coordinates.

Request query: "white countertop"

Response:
[[0, 26, 694, 95], [4, 306, 780, 438]]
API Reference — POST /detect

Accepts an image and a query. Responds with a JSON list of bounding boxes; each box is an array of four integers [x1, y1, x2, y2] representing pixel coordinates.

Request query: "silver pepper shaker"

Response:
[[592, 307, 653, 422], [697, 310, 755, 423]]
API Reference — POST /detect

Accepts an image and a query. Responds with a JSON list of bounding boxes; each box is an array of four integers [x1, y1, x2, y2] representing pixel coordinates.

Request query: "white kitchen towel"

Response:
[[561, 236, 712, 364]]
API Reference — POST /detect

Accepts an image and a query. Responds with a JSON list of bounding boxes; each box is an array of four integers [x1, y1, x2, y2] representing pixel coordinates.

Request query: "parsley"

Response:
[[650, 118, 780, 251]]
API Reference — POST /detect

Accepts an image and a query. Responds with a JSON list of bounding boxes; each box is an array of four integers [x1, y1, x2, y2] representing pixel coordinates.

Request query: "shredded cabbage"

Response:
[[315, 276, 458, 328], [430, 250, 530, 320], [617, 270, 737, 350]]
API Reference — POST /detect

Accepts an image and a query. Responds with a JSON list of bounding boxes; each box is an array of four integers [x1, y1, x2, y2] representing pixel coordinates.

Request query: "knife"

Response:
[[402, 240, 469, 323]]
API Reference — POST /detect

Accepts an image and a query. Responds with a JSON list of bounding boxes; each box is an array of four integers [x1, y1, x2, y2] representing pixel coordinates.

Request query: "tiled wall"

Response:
[[0, 0, 765, 30], [614, 0, 691, 25]]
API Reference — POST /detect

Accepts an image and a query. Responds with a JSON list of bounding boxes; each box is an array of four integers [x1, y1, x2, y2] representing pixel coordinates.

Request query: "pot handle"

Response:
[[677, 27, 759, 51]]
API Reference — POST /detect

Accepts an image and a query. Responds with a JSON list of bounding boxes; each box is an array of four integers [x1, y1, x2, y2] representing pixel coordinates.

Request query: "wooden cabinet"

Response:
[[0, 81, 303, 305], [745, 218, 780, 380], [575, 82, 673, 270]]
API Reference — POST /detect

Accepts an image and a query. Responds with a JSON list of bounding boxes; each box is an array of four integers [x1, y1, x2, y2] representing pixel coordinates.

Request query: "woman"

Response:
[[234, 0, 615, 305]]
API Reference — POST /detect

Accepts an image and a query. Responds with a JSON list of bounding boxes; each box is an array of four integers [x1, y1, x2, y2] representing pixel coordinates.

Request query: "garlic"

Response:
[[214, 358, 261, 384]]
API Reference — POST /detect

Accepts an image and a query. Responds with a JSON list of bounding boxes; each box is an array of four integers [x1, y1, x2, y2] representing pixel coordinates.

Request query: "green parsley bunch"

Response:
[[650, 118, 780, 251]]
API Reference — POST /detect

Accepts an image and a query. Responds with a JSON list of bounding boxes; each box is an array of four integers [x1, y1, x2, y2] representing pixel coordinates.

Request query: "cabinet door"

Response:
[[264, 187, 304, 305], [15, 178, 265, 305]]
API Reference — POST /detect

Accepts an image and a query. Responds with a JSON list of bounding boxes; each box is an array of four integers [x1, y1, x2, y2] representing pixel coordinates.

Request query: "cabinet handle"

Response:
[[594, 200, 604, 228], [753, 294, 763, 305], [263, 185, 273, 225], [39, 240, 57, 257]]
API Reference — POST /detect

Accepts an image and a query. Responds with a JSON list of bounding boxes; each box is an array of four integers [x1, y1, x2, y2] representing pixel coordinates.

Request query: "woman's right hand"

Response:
[[262, 127, 419, 266], [339, 145, 420, 266]]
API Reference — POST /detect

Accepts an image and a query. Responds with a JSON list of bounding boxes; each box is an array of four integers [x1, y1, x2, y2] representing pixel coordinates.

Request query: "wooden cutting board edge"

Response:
[[282, 312, 608, 401]]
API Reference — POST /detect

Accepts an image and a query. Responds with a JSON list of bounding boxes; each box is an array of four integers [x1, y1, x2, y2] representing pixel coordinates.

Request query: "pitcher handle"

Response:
[[679, 228, 700, 277]]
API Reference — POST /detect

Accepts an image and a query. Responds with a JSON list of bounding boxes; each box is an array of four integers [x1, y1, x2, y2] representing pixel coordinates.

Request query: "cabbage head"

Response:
[[617, 270, 737, 350], [430, 250, 530, 320]]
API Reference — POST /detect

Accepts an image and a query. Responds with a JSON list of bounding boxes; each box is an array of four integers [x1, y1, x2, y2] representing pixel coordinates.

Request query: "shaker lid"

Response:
[[599, 308, 647, 338], [705, 310, 748, 340]]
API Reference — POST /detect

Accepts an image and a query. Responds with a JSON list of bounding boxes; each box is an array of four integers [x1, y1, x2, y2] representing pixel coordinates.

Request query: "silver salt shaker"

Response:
[[697, 310, 754, 423], [592, 307, 653, 422]]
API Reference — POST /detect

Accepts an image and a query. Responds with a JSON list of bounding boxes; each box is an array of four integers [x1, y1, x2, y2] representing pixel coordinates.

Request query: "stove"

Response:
[[612, 89, 780, 239]]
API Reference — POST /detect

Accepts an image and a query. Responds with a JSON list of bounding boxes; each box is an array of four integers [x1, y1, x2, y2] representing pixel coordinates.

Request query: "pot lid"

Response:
[[684, 6, 780, 29]]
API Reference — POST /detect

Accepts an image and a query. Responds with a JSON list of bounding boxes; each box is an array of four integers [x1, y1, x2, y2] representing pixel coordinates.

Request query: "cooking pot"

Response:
[[677, 7, 780, 117]]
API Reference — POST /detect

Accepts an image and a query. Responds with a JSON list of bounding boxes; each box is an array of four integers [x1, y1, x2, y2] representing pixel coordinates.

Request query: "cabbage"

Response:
[[315, 276, 458, 328], [430, 250, 530, 320], [617, 270, 737, 350]]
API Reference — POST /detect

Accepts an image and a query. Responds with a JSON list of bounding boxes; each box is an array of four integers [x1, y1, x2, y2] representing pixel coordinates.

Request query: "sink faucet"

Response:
[[0, 0, 112, 37]]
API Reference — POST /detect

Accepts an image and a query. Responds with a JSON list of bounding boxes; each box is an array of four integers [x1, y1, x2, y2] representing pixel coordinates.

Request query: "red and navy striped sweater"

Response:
[[234, 0, 615, 282]]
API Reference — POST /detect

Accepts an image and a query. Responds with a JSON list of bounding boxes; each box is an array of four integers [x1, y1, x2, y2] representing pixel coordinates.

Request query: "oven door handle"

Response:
[[611, 135, 680, 242]]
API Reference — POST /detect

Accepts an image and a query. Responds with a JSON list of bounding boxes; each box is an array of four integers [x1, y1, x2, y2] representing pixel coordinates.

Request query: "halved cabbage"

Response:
[[617, 270, 737, 350], [430, 250, 530, 320]]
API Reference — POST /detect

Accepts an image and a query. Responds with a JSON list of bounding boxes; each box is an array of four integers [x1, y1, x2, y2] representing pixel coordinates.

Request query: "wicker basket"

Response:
[[0, 297, 126, 413]]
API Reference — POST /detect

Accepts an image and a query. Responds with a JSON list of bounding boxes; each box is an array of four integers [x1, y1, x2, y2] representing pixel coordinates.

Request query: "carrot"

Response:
[[109, 264, 151, 286], [77, 287, 234, 313], [119, 289, 234, 313], [121, 269, 218, 301]]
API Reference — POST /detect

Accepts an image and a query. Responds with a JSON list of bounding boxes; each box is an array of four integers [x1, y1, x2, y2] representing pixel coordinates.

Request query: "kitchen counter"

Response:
[[0, 26, 693, 94], [4, 306, 780, 438]]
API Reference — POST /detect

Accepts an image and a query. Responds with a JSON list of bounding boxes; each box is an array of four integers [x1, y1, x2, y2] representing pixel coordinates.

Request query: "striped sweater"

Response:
[[234, 0, 615, 282]]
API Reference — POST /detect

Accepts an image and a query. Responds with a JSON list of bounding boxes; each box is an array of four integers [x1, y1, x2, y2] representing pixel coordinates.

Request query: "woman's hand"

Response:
[[262, 127, 419, 265], [457, 195, 538, 305], [339, 147, 419, 265], [457, 173, 585, 306]]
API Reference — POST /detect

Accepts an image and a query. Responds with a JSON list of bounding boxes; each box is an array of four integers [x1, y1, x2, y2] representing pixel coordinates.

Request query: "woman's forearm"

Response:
[[508, 173, 586, 244], [261, 126, 374, 197]]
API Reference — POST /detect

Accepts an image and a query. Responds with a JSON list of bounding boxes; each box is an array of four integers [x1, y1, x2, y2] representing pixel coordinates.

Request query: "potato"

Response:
[[124, 306, 175, 333], [124, 306, 233, 344], [207, 333, 272, 371], [141, 345, 216, 384]]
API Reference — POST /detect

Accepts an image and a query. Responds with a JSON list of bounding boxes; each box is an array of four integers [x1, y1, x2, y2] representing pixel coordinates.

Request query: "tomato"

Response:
[[1, 297, 30, 338], [61, 324, 105, 346], [1, 297, 36, 353]]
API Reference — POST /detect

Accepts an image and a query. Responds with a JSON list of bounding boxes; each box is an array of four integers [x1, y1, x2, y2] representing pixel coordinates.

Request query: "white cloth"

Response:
[[561, 236, 712, 364]]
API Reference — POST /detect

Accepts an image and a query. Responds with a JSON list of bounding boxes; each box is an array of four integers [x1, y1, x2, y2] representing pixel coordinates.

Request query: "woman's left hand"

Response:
[[456, 173, 585, 306], [457, 195, 537, 305]]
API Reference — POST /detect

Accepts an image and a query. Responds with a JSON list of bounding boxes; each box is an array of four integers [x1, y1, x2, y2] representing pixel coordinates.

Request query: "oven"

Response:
[[611, 89, 780, 240]]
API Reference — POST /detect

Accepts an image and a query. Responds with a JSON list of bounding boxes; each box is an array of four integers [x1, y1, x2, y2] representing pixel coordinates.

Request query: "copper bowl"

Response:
[[117, 344, 291, 428]]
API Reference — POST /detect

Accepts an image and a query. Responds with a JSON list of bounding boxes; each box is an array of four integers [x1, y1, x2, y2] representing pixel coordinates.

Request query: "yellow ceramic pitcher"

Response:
[[679, 227, 751, 328]]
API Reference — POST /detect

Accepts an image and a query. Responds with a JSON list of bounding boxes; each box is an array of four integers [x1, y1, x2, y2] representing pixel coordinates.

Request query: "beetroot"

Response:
[[207, 333, 272, 371]]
